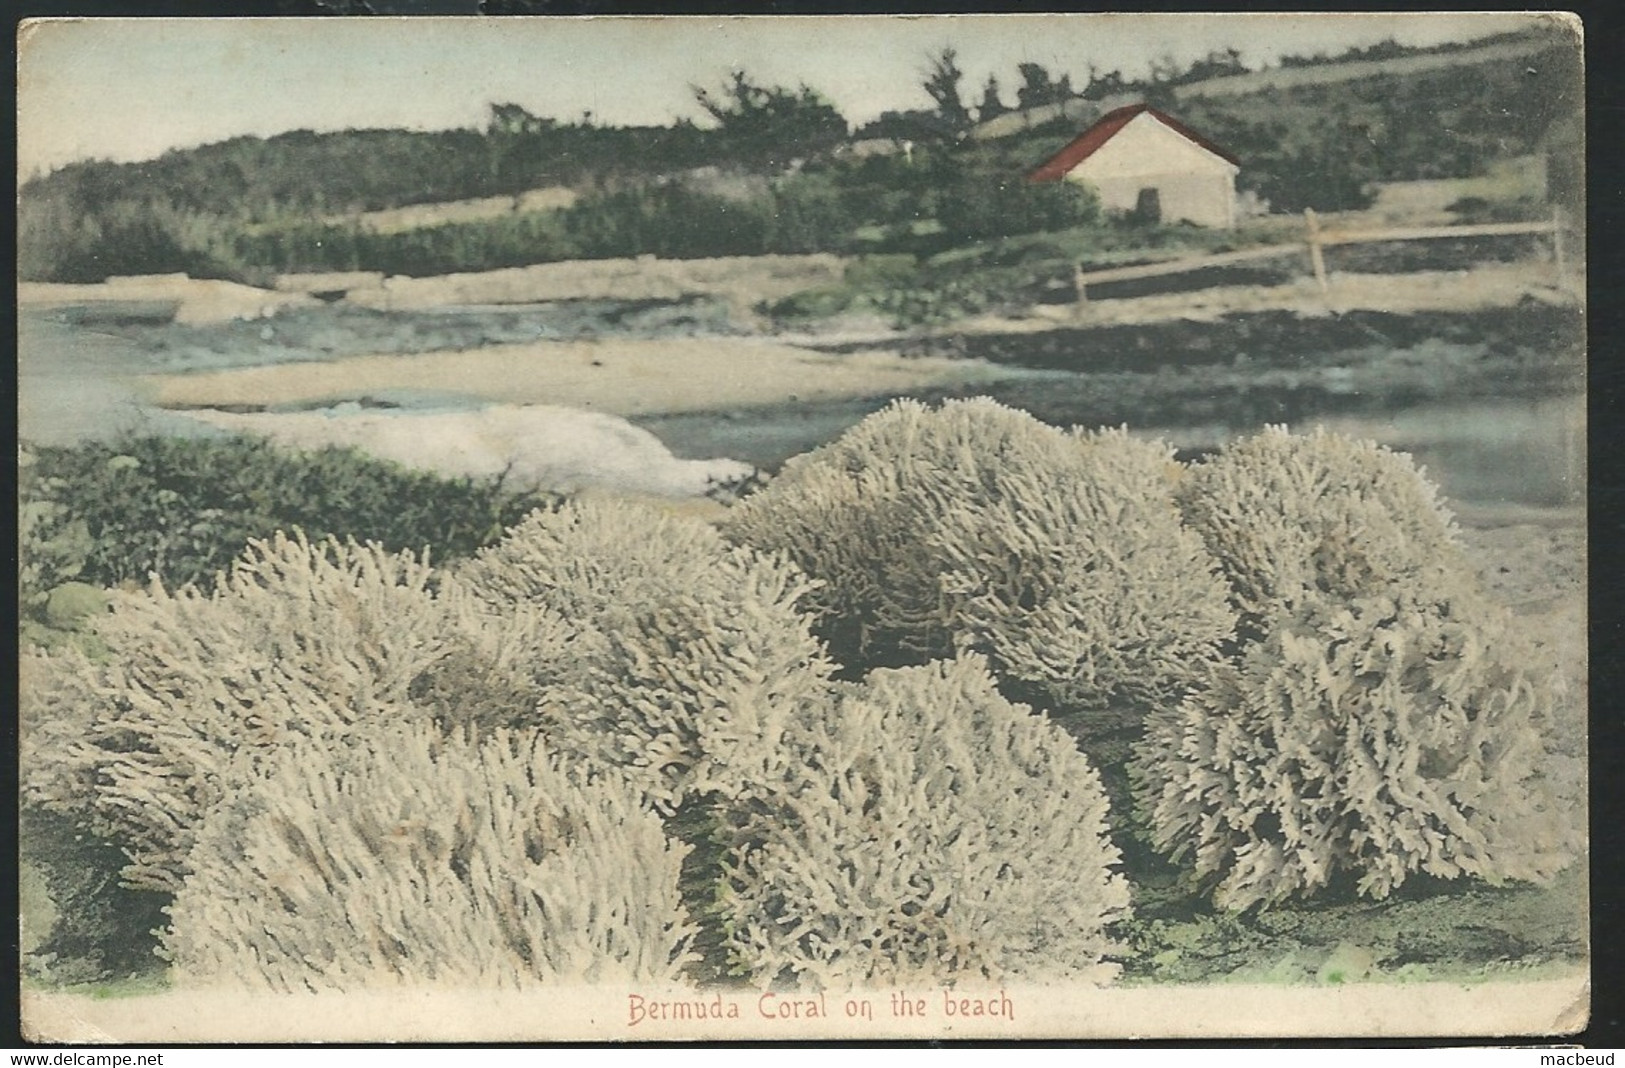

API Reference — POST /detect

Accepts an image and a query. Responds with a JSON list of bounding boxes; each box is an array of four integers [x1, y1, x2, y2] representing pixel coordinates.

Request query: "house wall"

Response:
[[1065, 112, 1238, 228], [1075, 171, 1237, 229]]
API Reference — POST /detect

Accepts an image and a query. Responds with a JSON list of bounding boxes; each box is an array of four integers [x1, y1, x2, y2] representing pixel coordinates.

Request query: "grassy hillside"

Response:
[[16, 26, 1579, 287], [1170, 33, 1580, 212], [1173, 32, 1560, 100]]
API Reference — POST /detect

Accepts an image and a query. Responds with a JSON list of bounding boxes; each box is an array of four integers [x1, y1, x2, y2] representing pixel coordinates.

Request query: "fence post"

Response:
[[1551, 208, 1567, 285], [1073, 261, 1088, 312], [1305, 208, 1329, 294]]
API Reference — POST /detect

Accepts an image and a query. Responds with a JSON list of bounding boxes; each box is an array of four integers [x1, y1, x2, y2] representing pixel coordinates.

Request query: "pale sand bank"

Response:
[[151, 337, 1026, 417], [20, 276, 316, 325]]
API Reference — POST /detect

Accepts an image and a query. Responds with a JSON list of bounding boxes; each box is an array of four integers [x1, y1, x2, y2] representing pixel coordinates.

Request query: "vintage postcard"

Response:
[[16, 12, 1587, 1043]]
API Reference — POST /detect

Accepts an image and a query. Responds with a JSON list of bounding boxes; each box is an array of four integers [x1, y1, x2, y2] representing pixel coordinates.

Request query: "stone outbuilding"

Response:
[[1028, 104, 1241, 228]]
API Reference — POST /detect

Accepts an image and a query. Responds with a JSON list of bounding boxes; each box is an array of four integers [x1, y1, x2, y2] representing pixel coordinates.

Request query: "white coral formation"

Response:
[[1134, 589, 1574, 910], [163, 721, 696, 991], [1138, 426, 1576, 909], [406, 582, 582, 736], [956, 425, 1232, 713], [717, 655, 1131, 990], [21, 411, 1573, 989], [723, 398, 1234, 715], [1176, 426, 1467, 637], [451, 499, 836, 810], [22, 533, 462, 893]]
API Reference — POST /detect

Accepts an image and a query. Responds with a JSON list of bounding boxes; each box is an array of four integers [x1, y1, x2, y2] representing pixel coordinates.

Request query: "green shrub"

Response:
[[764, 284, 856, 322], [1133, 588, 1575, 911], [722, 399, 1234, 721], [716, 654, 1131, 989], [17, 448, 96, 620], [934, 171, 1101, 243], [1176, 427, 1467, 642], [21, 533, 461, 893], [234, 212, 585, 277], [842, 253, 920, 289], [767, 172, 857, 254], [163, 721, 696, 991], [18, 191, 256, 283], [41, 581, 103, 627], [870, 276, 994, 329], [19, 435, 559, 599], [451, 500, 835, 810], [561, 185, 776, 260]]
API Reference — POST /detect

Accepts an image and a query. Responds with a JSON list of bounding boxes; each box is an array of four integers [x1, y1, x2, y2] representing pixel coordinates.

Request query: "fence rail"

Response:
[[1072, 210, 1566, 307]]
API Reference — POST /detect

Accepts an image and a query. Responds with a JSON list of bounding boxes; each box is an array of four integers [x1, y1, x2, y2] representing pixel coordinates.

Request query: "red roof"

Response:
[[1027, 104, 1240, 183]]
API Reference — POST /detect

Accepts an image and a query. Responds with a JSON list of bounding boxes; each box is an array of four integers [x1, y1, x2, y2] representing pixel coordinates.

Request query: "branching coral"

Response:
[[1133, 588, 1575, 911], [1138, 426, 1575, 908], [722, 399, 1234, 718], [717, 654, 1131, 989], [451, 499, 836, 809], [21, 532, 463, 893], [163, 720, 696, 991], [1176, 426, 1469, 640]]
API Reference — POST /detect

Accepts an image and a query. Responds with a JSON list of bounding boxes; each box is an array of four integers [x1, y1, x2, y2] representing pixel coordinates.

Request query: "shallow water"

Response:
[[1273, 397, 1585, 508], [20, 308, 1585, 509], [640, 393, 1586, 509], [17, 314, 217, 445]]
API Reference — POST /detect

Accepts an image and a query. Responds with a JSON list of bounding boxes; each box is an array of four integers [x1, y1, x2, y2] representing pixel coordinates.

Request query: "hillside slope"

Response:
[[16, 25, 1580, 286]]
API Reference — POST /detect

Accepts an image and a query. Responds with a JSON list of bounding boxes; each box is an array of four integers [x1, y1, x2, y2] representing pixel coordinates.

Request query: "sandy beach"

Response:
[[149, 336, 1031, 416]]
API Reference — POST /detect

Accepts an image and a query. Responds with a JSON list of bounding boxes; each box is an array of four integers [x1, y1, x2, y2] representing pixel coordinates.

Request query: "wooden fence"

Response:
[[1072, 209, 1567, 307]]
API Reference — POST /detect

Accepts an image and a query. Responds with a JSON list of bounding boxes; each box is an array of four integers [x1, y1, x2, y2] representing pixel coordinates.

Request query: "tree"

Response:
[[487, 102, 550, 137], [1237, 108, 1381, 213], [856, 109, 956, 145], [1081, 65, 1128, 101], [693, 71, 848, 173], [921, 48, 972, 135], [1179, 49, 1249, 85], [976, 76, 1011, 123], [1015, 62, 1074, 111]]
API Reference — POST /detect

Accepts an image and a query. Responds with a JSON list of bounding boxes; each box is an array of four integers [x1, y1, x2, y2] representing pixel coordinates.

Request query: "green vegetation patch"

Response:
[[18, 434, 560, 606], [1120, 864, 1588, 986]]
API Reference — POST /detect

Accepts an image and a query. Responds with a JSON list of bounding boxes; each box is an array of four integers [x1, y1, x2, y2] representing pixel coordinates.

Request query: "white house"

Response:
[[1028, 104, 1240, 229]]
